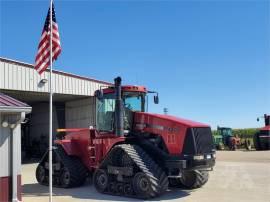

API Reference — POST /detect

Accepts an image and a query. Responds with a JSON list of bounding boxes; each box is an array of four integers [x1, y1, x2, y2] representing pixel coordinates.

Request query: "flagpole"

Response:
[[49, 0, 53, 202]]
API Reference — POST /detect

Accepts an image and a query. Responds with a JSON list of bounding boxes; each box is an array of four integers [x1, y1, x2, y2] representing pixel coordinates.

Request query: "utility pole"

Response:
[[163, 108, 168, 115]]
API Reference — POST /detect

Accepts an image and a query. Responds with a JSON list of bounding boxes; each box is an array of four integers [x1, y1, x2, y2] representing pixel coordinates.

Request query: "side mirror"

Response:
[[154, 95, 159, 104], [257, 118, 260, 122], [95, 89, 103, 100]]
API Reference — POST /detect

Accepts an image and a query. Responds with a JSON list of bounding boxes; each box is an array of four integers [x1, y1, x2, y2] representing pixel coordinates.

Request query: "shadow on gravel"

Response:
[[23, 181, 190, 201], [150, 188, 190, 201]]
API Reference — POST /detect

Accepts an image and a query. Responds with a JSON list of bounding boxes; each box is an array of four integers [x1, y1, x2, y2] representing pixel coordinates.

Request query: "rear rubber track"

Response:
[[36, 146, 87, 188], [56, 146, 87, 187]]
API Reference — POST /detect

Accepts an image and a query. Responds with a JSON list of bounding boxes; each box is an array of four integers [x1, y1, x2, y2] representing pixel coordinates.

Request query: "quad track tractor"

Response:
[[254, 114, 270, 150], [36, 77, 215, 199]]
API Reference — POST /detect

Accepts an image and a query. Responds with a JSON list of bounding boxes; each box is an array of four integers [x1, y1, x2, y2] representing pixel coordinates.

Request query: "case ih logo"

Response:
[[135, 123, 180, 134]]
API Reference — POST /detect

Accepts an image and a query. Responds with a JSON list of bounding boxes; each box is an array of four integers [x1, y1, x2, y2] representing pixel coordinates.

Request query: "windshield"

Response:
[[122, 92, 145, 131], [123, 92, 145, 112], [221, 129, 232, 136], [96, 91, 145, 132]]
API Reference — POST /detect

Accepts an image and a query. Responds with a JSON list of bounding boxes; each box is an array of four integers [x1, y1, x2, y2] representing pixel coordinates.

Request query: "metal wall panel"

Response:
[[65, 98, 96, 128], [0, 59, 110, 96], [29, 103, 59, 146]]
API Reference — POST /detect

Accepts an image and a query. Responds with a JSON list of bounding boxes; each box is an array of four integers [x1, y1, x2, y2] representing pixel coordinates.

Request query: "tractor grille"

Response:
[[182, 127, 214, 155], [193, 127, 214, 154]]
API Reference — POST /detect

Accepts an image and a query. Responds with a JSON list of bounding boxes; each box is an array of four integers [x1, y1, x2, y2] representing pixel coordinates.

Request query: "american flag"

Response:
[[35, 3, 61, 75]]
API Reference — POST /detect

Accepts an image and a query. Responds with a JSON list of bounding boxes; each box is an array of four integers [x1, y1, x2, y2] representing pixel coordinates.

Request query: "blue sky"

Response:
[[0, 0, 269, 129]]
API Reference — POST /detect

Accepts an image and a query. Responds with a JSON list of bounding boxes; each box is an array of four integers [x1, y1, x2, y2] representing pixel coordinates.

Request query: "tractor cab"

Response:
[[217, 127, 233, 138], [95, 84, 158, 133], [217, 127, 233, 145]]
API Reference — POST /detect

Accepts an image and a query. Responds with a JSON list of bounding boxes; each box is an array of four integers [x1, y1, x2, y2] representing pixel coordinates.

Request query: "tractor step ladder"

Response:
[[89, 146, 96, 160]]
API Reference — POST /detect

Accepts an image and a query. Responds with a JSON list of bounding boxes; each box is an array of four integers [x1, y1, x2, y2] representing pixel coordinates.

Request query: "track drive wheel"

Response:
[[132, 172, 155, 199], [36, 164, 47, 184], [124, 183, 133, 195], [94, 169, 109, 193], [179, 170, 209, 189]]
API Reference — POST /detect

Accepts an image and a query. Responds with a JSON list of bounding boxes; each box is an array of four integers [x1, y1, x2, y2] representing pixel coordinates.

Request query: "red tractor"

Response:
[[254, 114, 270, 150], [36, 77, 215, 199]]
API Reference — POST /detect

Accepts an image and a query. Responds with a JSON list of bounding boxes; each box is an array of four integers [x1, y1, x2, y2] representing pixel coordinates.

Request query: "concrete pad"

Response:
[[22, 151, 270, 202]]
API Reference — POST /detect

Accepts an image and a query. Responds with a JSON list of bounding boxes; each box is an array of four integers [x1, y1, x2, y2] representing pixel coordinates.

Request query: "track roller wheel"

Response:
[[109, 182, 116, 193], [94, 169, 109, 193], [116, 183, 124, 194], [36, 165, 47, 184], [132, 172, 155, 199], [60, 167, 72, 188], [124, 183, 133, 195]]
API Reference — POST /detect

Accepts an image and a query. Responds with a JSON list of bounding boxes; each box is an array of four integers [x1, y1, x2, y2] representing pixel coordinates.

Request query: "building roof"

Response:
[[0, 93, 32, 113], [0, 57, 112, 85]]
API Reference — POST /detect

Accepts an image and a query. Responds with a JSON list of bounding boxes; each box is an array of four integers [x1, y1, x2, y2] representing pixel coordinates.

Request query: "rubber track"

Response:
[[36, 146, 87, 188], [174, 170, 209, 189], [55, 147, 87, 187], [191, 170, 209, 188], [101, 144, 168, 199]]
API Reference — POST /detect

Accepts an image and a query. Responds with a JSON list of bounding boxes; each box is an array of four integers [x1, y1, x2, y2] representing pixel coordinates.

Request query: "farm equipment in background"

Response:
[[212, 131, 224, 150], [214, 127, 241, 150], [213, 127, 252, 151], [254, 114, 270, 150], [35, 77, 216, 199]]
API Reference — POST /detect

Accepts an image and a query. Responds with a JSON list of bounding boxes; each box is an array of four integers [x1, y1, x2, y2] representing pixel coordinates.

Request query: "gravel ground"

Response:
[[22, 150, 270, 202]]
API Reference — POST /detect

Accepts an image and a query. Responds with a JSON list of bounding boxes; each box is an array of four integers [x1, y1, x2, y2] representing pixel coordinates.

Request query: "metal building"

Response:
[[0, 57, 111, 159], [0, 93, 32, 202]]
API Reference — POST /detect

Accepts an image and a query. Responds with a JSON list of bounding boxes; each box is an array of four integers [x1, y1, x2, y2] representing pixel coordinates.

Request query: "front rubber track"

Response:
[[169, 170, 209, 189], [98, 144, 168, 199]]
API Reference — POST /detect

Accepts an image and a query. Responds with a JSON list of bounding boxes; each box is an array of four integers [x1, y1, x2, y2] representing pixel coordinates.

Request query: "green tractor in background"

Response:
[[213, 127, 226, 150], [213, 126, 252, 151], [213, 127, 241, 150]]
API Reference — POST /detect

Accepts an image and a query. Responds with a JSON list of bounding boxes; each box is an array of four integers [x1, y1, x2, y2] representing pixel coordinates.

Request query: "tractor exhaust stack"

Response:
[[264, 114, 270, 126], [114, 77, 124, 136]]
